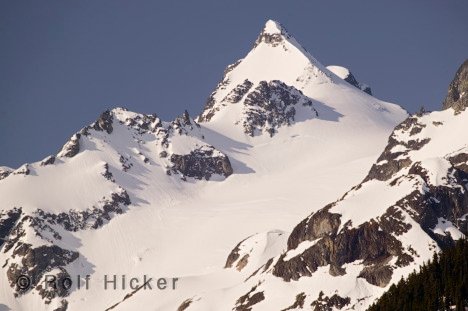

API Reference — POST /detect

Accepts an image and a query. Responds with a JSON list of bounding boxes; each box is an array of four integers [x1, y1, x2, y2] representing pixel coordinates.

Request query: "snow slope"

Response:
[[0, 20, 408, 311]]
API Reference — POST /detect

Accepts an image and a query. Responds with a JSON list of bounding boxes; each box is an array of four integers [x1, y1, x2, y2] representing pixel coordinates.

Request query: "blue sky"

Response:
[[1, 0, 467, 168]]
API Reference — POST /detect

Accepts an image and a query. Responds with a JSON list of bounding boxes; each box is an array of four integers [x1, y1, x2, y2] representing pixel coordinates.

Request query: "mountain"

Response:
[[0, 20, 408, 311], [170, 60, 468, 311]]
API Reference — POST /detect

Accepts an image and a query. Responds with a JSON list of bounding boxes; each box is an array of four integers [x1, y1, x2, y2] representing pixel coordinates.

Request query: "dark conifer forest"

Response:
[[368, 238, 468, 311]]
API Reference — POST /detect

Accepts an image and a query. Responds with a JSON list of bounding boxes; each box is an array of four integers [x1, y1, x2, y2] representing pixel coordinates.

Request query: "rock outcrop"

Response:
[[242, 80, 316, 136], [169, 146, 233, 180], [443, 59, 468, 113], [58, 134, 81, 158], [93, 110, 114, 134]]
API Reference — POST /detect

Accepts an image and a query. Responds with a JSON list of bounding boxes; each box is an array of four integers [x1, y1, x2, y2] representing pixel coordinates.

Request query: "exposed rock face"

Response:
[[223, 79, 254, 103], [0, 167, 13, 180], [242, 80, 316, 136], [364, 116, 430, 182], [281, 293, 306, 311], [1, 186, 131, 303], [93, 110, 114, 134], [6, 243, 78, 296], [40, 155, 56, 166], [311, 292, 351, 311], [113, 108, 162, 135], [0, 208, 22, 249], [198, 82, 228, 123], [170, 110, 201, 135], [224, 235, 255, 271], [358, 264, 393, 287], [35, 188, 131, 232], [58, 134, 81, 158], [327, 65, 372, 95], [342, 70, 372, 95], [234, 283, 265, 311], [443, 59, 468, 113], [177, 299, 193, 311], [101, 163, 114, 182], [119, 155, 133, 171], [198, 59, 244, 122], [224, 238, 246, 269], [169, 146, 233, 180], [273, 206, 412, 286], [198, 77, 318, 133]]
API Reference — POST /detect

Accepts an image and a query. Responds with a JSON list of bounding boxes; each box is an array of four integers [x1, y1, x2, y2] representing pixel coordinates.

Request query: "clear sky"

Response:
[[1, 0, 467, 168]]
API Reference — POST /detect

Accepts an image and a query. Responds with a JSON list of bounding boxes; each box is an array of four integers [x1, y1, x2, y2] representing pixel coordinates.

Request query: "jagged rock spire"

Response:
[[443, 59, 468, 113]]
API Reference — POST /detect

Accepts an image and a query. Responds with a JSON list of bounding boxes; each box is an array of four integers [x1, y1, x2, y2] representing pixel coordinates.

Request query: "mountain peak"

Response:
[[263, 19, 284, 35], [254, 19, 291, 47]]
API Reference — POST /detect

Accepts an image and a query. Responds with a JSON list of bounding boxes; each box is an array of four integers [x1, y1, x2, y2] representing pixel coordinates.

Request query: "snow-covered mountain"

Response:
[[0, 20, 413, 311], [166, 61, 468, 311]]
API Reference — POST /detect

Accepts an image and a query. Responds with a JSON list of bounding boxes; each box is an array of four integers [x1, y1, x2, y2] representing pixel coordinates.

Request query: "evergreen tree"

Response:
[[368, 238, 468, 311]]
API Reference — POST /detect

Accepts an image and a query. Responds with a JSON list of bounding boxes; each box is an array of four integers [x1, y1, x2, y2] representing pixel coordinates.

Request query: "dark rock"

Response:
[[198, 60, 241, 123], [13, 164, 30, 176], [7, 244, 79, 296], [234, 284, 265, 311], [274, 208, 411, 285], [254, 21, 289, 48], [329, 264, 346, 276], [311, 292, 350, 311], [0, 167, 12, 180], [36, 268, 73, 302], [93, 110, 114, 134], [41, 155, 56, 166], [364, 116, 431, 182], [225, 237, 248, 269], [242, 80, 316, 136], [170, 111, 200, 135], [443, 59, 468, 113], [223, 79, 254, 103], [198, 80, 229, 123], [35, 188, 131, 232], [342, 71, 372, 95], [361, 85, 372, 95], [358, 264, 393, 287], [287, 207, 341, 250], [101, 163, 114, 182], [281, 292, 306, 311], [117, 111, 162, 134], [119, 155, 133, 172], [170, 146, 233, 180], [448, 152, 468, 173], [58, 134, 81, 158], [378, 206, 412, 236], [177, 299, 193, 311], [0, 208, 22, 250]]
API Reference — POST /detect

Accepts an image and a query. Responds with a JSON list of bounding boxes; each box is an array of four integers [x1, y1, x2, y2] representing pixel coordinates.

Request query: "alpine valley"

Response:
[[0, 20, 466, 311]]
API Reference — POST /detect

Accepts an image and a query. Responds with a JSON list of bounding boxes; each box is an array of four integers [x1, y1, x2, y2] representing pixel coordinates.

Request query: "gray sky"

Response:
[[1, 0, 467, 168]]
